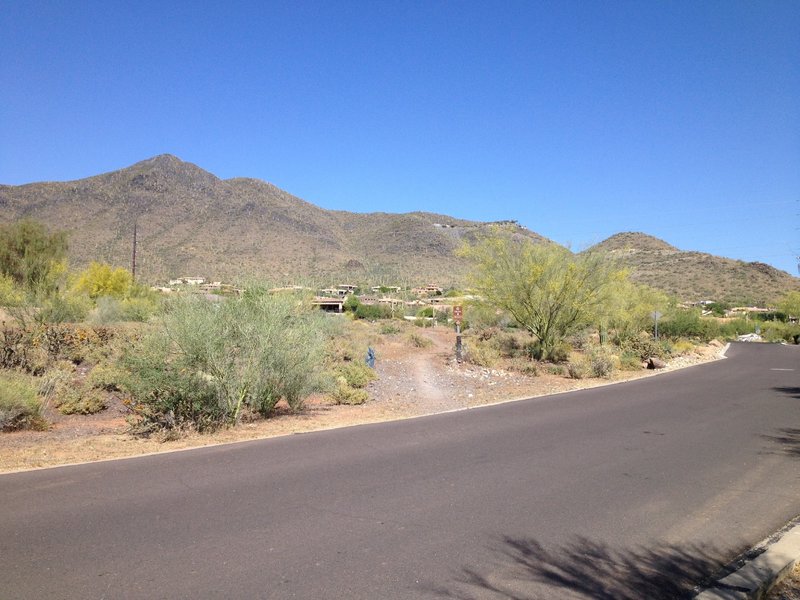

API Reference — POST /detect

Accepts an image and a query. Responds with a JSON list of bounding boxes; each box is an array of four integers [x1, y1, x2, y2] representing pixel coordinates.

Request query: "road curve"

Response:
[[2, 342, 799, 599]]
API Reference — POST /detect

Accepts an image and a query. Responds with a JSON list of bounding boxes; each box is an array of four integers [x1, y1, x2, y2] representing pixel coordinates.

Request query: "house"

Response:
[[312, 297, 344, 313]]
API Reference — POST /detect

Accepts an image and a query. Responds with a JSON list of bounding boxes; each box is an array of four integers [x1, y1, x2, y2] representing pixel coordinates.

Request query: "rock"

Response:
[[647, 357, 667, 370]]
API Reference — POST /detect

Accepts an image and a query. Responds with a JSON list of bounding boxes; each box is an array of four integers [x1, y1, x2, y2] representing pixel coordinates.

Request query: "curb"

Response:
[[695, 522, 800, 599]]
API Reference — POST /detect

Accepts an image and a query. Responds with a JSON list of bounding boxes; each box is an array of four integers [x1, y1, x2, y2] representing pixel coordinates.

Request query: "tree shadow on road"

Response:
[[762, 427, 800, 458], [773, 387, 800, 399], [431, 536, 729, 600]]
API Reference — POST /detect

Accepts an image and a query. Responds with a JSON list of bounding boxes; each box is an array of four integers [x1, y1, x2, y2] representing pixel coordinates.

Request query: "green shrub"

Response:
[[380, 322, 401, 335], [464, 343, 498, 367], [37, 293, 91, 324], [0, 371, 46, 431], [616, 333, 669, 361], [331, 376, 369, 405], [354, 303, 390, 320], [335, 362, 377, 389], [123, 288, 331, 434], [87, 364, 125, 391], [566, 359, 590, 379], [619, 352, 643, 371], [658, 310, 720, 341], [56, 387, 107, 415], [407, 331, 432, 348]]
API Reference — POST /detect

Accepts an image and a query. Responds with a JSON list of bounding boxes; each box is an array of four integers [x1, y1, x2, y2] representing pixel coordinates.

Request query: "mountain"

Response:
[[588, 232, 800, 304], [1, 156, 797, 302], [0, 155, 545, 286]]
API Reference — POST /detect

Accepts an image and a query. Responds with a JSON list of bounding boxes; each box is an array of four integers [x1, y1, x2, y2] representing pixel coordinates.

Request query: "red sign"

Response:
[[453, 306, 463, 323]]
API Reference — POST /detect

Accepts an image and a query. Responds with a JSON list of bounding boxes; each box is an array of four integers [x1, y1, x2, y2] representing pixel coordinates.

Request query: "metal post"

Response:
[[456, 322, 463, 363]]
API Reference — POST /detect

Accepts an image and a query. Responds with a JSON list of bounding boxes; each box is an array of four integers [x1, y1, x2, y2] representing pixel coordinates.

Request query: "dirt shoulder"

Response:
[[0, 327, 727, 474]]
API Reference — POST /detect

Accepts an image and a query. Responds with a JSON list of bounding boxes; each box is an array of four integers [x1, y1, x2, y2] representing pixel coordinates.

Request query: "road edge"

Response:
[[695, 519, 800, 599]]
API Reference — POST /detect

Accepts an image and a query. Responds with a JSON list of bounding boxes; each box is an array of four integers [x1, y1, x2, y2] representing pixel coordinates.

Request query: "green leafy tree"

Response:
[[0, 220, 68, 296], [778, 291, 800, 319], [602, 279, 669, 342], [460, 231, 622, 359]]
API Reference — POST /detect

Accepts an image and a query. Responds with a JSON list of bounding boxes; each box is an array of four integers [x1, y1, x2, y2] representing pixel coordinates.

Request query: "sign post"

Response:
[[651, 311, 663, 341], [453, 306, 463, 363]]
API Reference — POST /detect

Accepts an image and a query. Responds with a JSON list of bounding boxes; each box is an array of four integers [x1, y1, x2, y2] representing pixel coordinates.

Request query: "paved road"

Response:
[[2, 343, 798, 599]]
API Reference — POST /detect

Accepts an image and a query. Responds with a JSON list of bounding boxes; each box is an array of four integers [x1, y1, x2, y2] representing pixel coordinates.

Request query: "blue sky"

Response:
[[2, 1, 798, 274]]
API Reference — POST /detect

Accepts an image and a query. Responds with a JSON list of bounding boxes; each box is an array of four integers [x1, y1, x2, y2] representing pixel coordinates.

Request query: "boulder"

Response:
[[647, 357, 667, 370]]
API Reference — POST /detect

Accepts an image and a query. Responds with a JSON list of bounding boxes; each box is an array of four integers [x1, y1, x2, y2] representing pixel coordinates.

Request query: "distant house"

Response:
[[312, 297, 344, 313], [169, 277, 206, 286], [412, 284, 443, 296]]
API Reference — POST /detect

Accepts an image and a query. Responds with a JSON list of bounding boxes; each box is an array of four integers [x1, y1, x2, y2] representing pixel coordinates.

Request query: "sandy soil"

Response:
[[0, 327, 726, 474], [767, 563, 800, 600]]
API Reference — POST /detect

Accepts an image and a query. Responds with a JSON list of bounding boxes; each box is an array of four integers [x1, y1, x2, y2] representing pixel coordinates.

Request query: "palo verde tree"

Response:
[[778, 290, 800, 319], [0, 219, 68, 297], [460, 229, 624, 359]]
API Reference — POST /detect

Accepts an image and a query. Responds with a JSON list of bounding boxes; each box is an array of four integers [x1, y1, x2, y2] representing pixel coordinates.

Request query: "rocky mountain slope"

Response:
[[1, 155, 797, 303], [0, 155, 543, 286], [587, 232, 799, 303]]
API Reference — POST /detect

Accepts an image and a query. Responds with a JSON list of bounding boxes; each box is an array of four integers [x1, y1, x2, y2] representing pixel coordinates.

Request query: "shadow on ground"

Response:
[[431, 536, 728, 600], [762, 427, 800, 458], [773, 387, 800, 400]]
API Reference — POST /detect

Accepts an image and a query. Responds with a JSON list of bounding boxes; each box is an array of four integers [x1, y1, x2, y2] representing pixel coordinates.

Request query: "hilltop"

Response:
[[587, 232, 799, 303]]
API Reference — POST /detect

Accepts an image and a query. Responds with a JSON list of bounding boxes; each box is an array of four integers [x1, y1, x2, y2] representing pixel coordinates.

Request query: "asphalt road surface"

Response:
[[2, 343, 799, 599]]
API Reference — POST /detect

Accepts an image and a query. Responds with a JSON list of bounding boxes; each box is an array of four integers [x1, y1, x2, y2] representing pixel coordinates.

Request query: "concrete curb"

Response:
[[695, 522, 800, 599]]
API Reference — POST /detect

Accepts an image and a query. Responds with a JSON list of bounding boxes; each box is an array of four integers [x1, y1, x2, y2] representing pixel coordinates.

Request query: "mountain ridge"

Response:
[[1, 155, 797, 303]]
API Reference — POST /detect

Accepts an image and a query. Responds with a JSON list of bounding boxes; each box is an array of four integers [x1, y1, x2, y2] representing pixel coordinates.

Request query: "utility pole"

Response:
[[131, 220, 137, 282]]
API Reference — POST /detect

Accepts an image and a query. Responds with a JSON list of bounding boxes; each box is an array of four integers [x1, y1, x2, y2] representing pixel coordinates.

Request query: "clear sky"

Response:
[[2, 1, 798, 274]]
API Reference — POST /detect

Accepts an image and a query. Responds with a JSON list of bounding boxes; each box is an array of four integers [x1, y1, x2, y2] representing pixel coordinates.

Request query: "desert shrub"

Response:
[[36, 292, 91, 323], [619, 352, 643, 371], [464, 343, 498, 367], [0, 371, 46, 431], [407, 331, 433, 348], [546, 365, 565, 376], [56, 387, 107, 415], [1, 326, 39, 372], [416, 307, 434, 319], [354, 303, 391, 320], [335, 362, 377, 389], [508, 338, 566, 362], [0, 273, 24, 306], [718, 318, 755, 339], [123, 288, 331, 434], [671, 339, 696, 355], [87, 364, 126, 391], [566, 359, 590, 379], [331, 376, 369, 405], [760, 321, 800, 343], [509, 358, 539, 376], [616, 332, 669, 361], [120, 296, 160, 321], [589, 349, 616, 378], [524, 340, 544, 361], [380, 322, 401, 335], [658, 310, 720, 341], [548, 341, 572, 364], [493, 332, 522, 358], [88, 296, 124, 324]]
